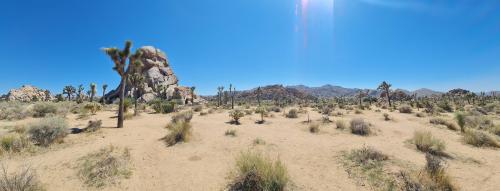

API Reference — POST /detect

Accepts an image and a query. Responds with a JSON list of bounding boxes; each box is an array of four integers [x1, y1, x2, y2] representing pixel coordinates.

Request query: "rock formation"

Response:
[[2, 85, 53, 102], [105, 46, 197, 103]]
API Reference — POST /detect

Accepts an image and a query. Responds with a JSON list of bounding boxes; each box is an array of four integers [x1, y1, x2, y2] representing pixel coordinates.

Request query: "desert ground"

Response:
[[1, 104, 499, 191]]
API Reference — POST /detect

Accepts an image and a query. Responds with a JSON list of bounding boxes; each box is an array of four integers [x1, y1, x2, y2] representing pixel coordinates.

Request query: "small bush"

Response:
[[463, 129, 499, 148], [0, 102, 30, 121], [455, 112, 466, 132], [429, 118, 458, 131], [0, 133, 33, 155], [84, 102, 102, 115], [225, 129, 237, 137], [162, 121, 192, 146], [192, 105, 203, 112], [437, 101, 453, 112], [227, 151, 289, 191], [269, 106, 281, 113], [415, 112, 425, 118], [244, 109, 253, 115], [413, 131, 446, 156], [491, 125, 500, 136], [343, 146, 393, 190], [78, 145, 131, 188], [400, 154, 457, 191], [383, 113, 390, 121], [32, 102, 57, 118], [336, 120, 347, 130], [350, 118, 371, 136], [199, 111, 208, 116], [28, 117, 68, 147], [0, 165, 44, 191], [309, 123, 320, 133], [229, 109, 245, 124], [85, 120, 102, 133], [347, 146, 388, 166], [207, 108, 215, 114], [253, 138, 266, 145], [285, 109, 298, 118], [354, 109, 362, 114], [398, 105, 413, 114], [171, 111, 193, 123], [149, 99, 176, 114]]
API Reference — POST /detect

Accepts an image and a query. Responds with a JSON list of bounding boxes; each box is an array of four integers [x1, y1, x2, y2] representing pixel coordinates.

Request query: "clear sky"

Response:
[[0, 0, 499, 95]]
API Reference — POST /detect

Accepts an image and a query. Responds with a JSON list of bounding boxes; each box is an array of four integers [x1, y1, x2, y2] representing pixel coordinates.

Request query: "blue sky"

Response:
[[0, 0, 499, 95]]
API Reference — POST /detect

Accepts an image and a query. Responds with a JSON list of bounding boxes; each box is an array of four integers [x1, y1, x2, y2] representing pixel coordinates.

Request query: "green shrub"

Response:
[[229, 109, 245, 124], [285, 109, 298, 118], [150, 99, 176, 114], [350, 118, 371, 136], [463, 129, 499, 148], [162, 121, 192, 146], [28, 117, 68, 147], [413, 131, 446, 156], [78, 145, 131, 188], [398, 105, 413, 114], [0, 133, 33, 155], [227, 151, 289, 191], [0, 165, 44, 191], [455, 112, 466, 132], [32, 102, 57, 118], [437, 101, 453, 112], [123, 98, 133, 113], [84, 102, 102, 115]]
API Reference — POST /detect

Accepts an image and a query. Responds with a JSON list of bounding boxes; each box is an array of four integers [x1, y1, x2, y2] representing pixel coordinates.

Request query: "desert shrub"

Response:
[[269, 106, 281, 113], [464, 115, 494, 130], [0, 133, 33, 155], [149, 99, 176, 114], [207, 108, 215, 114], [253, 138, 266, 145], [415, 112, 425, 118], [162, 121, 192, 146], [429, 118, 458, 131], [437, 101, 453, 112], [350, 118, 371, 136], [199, 111, 208, 116], [78, 145, 131, 188], [332, 111, 343, 117], [463, 129, 499, 148], [192, 105, 203, 112], [413, 131, 446, 156], [347, 146, 388, 166], [321, 115, 332, 123], [255, 106, 268, 123], [171, 111, 193, 123], [285, 109, 298, 118], [354, 109, 363, 114], [244, 109, 253, 115], [383, 113, 390, 121], [225, 129, 237, 137], [84, 102, 102, 115], [309, 123, 320, 133], [321, 107, 332, 115], [122, 98, 133, 113], [32, 102, 57, 118], [343, 146, 394, 190], [0, 102, 31, 121], [85, 120, 102, 133], [0, 165, 44, 191], [28, 117, 68, 147], [491, 125, 500, 136], [455, 112, 466, 132], [229, 109, 245, 124], [123, 112, 134, 120], [398, 105, 413, 114], [400, 154, 456, 191], [336, 120, 347, 130], [227, 151, 289, 191]]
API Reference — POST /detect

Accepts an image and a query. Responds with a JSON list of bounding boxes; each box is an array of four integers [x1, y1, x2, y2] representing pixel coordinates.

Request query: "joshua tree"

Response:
[[190, 86, 196, 104], [377, 81, 392, 107], [103, 40, 143, 128], [90, 83, 97, 102], [129, 63, 145, 116], [44, 90, 51, 101], [63, 85, 76, 101], [217, 86, 224, 107], [256, 87, 262, 106], [102, 84, 108, 103], [356, 90, 369, 106], [76, 84, 84, 103], [229, 84, 235, 109]]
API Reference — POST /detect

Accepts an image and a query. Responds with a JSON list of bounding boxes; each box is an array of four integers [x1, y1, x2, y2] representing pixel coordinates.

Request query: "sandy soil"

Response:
[[1, 107, 499, 191]]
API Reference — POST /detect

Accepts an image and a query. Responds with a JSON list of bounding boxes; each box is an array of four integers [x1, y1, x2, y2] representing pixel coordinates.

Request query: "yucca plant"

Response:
[[101, 84, 108, 104], [103, 40, 143, 128], [89, 83, 97, 102]]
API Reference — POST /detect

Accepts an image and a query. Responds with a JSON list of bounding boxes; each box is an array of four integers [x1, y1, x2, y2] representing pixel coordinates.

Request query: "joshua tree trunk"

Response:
[[386, 90, 392, 107], [118, 77, 126, 128]]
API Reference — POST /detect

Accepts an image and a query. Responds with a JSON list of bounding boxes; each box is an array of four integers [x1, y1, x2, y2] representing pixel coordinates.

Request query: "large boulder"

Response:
[[2, 85, 53, 102], [105, 46, 199, 104]]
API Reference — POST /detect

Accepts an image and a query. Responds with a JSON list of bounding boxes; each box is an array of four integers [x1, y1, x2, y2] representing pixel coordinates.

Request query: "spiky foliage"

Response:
[[255, 106, 267, 124], [76, 84, 85, 103], [455, 112, 466, 133], [90, 83, 97, 102], [190, 86, 196, 104], [101, 84, 108, 103], [256, 87, 262, 106], [63, 85, 76, 101], [128, 62, 144, 116], [103, 40, 143, 128], [377, 81, 392, 107]]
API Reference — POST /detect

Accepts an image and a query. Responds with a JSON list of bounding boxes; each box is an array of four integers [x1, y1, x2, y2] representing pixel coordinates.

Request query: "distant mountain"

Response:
[[287, 85, 443, 98], [201, 84, 318, 102], [412, 88, 443, 98]]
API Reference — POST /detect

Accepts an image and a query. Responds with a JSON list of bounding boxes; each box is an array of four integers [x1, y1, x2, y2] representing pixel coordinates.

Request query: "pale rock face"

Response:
[[105, 46, 199, 103], [3, 85, 53, 102]]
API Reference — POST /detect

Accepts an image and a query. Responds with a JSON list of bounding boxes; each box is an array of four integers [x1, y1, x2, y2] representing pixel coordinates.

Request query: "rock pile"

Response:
[[2, 85, 53, 102]]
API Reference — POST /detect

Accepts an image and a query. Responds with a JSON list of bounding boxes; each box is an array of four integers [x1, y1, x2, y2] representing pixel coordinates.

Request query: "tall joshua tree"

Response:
[[63, 85, 76, 101], [103, 40, 143, 128], [128, 62, 144, 116], [229, 84, 235, 109], [90, 83, 97, 102], [217, 86, 224, 107], [190, 86, 196, 104], [77, 84, 84, 103], [102, 84, 108, 103], [256, 87, 262, 106], [377, 81, 392, 107]]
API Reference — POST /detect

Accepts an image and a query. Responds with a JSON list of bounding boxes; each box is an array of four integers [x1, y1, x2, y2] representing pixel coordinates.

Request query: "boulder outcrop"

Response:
[[2, 85, 53, 102]]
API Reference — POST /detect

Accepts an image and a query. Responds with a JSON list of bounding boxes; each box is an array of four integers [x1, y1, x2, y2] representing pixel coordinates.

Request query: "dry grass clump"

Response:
[[0, 165, 44, 191], [399, 154, 457, 191], [413, 131, 446, 156], [171, 110, 193, 123], [383, 113, 391, 121], [347, 146, 388, 165], [285, 109, 298, 118], [78, 145, 132, 188], [491, 125, 500, 136], [162, 121, 192, 147], [336, 120, 347, 130], [32, 102, 57, 118], [398, 105, 413, 114], [350, 118, 371, 136], [463, 129, 499, 148], [225, 129, 237, 137], [309, 123, 320, 133], [192, 105, 203, 112], [0, 102, 31, 121], [429, 118, 458, 131], [0, 133, 34, 156], [84, 120, 102, 133], [27, 117, 68, 147], [415, 112, 425, 118], [354, 109, 363, 114], [227, 151, 289, 191], [253, 138, 266, 145], [343, 146, 394, 190]]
